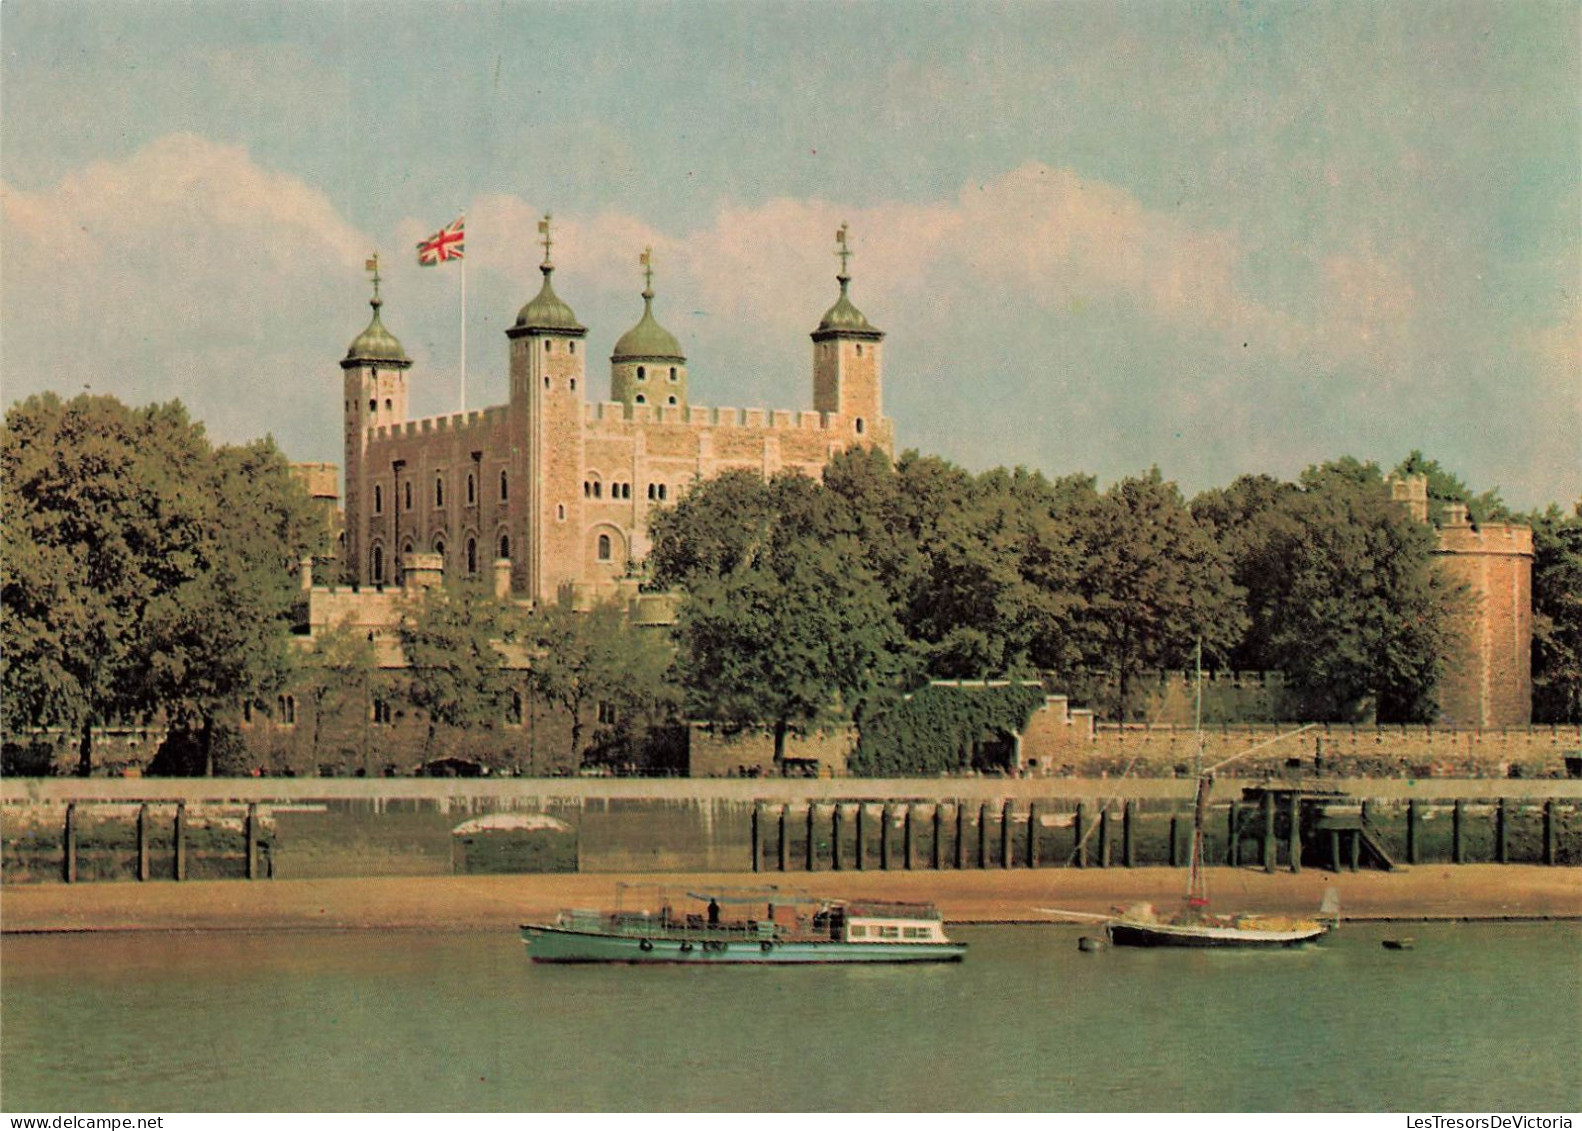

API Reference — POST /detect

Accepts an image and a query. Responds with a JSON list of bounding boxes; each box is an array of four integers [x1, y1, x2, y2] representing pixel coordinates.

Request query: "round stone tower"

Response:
[[610, 247, 687, 412], [1433, 501, 1534, 727]]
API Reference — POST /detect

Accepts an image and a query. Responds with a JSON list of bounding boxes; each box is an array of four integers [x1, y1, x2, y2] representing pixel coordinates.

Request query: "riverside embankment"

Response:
[[3, 864, 1579, 932]]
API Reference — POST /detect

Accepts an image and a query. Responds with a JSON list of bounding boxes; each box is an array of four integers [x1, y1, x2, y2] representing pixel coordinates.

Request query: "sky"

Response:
[[2, 0, 1577, 510]]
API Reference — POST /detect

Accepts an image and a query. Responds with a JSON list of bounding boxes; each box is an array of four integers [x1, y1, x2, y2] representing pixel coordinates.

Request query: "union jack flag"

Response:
[[416, 217, 465, 266]]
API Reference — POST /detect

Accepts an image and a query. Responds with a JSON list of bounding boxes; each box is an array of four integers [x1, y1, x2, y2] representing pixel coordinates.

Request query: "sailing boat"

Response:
[[1104, 647, 1328, 949]]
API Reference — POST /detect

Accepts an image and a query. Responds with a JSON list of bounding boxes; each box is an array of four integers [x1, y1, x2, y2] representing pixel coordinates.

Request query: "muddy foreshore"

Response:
[[2, 864, 1578, 933]]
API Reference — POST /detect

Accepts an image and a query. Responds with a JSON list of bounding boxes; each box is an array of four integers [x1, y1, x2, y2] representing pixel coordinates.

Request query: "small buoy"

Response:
[[1078, 936, 1105, 953], [678, 942, 694, 953], [639, 939, 654, 952], [760, 940, 774, 952], [1382, 937, 1415, 951]]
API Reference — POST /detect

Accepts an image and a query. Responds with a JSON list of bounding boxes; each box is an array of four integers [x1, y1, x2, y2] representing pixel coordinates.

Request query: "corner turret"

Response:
[[611, 247, 688, 412], [811, 223, 889, 450]]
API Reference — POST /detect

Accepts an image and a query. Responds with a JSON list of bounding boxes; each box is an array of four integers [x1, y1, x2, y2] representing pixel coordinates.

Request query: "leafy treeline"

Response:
[[2, 394, 323, 774]]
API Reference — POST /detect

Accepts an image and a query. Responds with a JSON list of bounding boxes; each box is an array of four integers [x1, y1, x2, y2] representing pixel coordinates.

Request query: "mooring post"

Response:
[[751, 805, 763, 873], [1227, 802, 1240, 867], [1169, 815, 1181, 868], [978, 803, 990, 868], [831, 804, 843, 871], [1452, 799, 1465, 864], [778, 805, 789, 872], [245, 803, 259, 880], [1347, 826, 1360, 872], [175, 802, 188, 881], [933, 805, 944, 870], [805, 804, 817, 872], [955, 803, 967, 870], [1262, 791, 1277, 873], [1544, 800, 1556, 866], [1288, 791, 1302, 874], [1027, 802, 1040, 869], [1329, 829, 1341, 874], [1000, 800, 1013, 869], [1074, 802, 1088, 869], [1406, 799, 1419, 865], [1098, 807, 1111, 868], [1495, 797, 1508, 864], [137, 803, 150, 882], [904, 805, 916, 870], [855, 803, 867, 870], [63, 802, 78, 884], [1122, 800, 1135, 868], [879, 804, 892, 871]]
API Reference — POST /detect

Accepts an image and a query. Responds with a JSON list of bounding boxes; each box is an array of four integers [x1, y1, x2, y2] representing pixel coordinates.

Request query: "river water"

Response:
[[2, 922, 1577, 1112]]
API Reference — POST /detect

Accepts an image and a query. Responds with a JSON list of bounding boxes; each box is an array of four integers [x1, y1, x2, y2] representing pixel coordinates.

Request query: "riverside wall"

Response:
[[4, 776, 1580, 884]]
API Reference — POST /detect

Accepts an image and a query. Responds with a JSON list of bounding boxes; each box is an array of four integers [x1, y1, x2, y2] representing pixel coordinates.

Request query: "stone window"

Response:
[[500, 470, 509, 501], [557, 504, 566, 521], [658, 484, 668, 501], [545, 340, 553, 353], [404, 482, 413, 510], [506, 691, 524, 727], [276, 694, 296, 726], [570, 378, 577, 391], [647, 483, 656, 501], [635, 394, 646, 405], [434, 539, 445, 562], [855, 417, 865, 435], [669, 367, 677, 381], [385, 399, 392, 412], [597, 533, 612, 561], [466, 537, 477, 575], [570, 341, 576, 355], [667, 396, 677, 406], [637, 366, 646, 381], [369, 399, 377, 413], [372, 699, 393, 726], [856, 343, 863, 357], [499, 534, 510, 560], [435, 476, 445, 508], [543, 376, 550, 389], [374, 485, 383, 514], [242, 701, 254, 726], [372, 545, 385, 583], [466, 473, 476, 506], [598, 701, 618, 725]]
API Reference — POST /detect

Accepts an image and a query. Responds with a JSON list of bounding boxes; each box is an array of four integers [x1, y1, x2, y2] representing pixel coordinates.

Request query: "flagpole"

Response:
[[459, 211, 467, 413]]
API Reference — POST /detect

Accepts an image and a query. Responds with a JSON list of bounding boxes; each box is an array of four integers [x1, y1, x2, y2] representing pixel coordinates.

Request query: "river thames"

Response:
[[2, 921, 1577, 1112]]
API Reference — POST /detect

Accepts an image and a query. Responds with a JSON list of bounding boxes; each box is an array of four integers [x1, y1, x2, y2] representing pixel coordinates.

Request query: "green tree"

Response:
[[1529, 502, 1582, 724], [526, 600, 680, 766], [651, 471, 903, 770], [398, 583, 513, 767], [2, 394, 321, 775], [295, 623, 379, 773], [1074, 469, 1245, 719], [1394, 450, 1511, 524]]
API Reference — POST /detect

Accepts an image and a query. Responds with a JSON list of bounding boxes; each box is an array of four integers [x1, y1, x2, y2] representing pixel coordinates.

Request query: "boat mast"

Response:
[[1187, 641, 1210, 916]]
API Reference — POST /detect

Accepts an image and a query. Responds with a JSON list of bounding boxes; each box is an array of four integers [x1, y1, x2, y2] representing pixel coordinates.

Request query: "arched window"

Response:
[[855, 417, 865, 435], [372, 545, 385, 584], [635, 394, 646, 405], [499, 534, 510, 560], [593, 481, 603, 499], [277, 694, 296, 725], [374, 485, 383, 514], [466, 538, 477, 575], [435, 476, 444, 508], [637, 366, 646, 381], [556, 504, 565, 521], [545, 340, 553, 352], [667, 395, 677, 406], [384, 399, 392, 412], [856, 343, 864, 357], [434, 539, 445, 562], [658, 484, 668, 501], [466, 473, 476, 505], [570, 341, 576, 355], [500, 470, 509, 500], [597, 533, 612, 561], [570, 378, 576, 391], [404, 482, 413, 510], [543, 376, 550, 389], [368, 398, 377, 412]]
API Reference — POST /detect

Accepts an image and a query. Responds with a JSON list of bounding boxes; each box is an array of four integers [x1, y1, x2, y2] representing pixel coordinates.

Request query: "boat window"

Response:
[[849, 925, 867, 938], [903, 927, 929, 939], [878, 926, 900, 939]]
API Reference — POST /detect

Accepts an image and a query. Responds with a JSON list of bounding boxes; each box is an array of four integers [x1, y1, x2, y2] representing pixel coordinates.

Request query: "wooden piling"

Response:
[[1288, 791, 1301, 874], [1452, 799, 1465, 864], [1122, 800, 1135, 868], [933, 805, 944, 870], [1027, 803, 1040, 869], [245, 803, 259, 880], [1074, 802, 1088, 869], [977, 803, 989, 868], [1406, 799, 1419, 865], [1000, 800, 1013, 869], [1347, 827, 1360, 872], [1262, 790, 1277, 873], [1544, 800, 1556, 866], [751, 804, 763, 873], [879, 804, 892, 871], [1329, 829, 1342, 874], [1169, 815, 1181, 868], [1227, 802, 1240, 867], [904, 805, 916, 871], [1098, 808, 1111, 869], [777, 805, 788, 872], [137, 804, 150, 882], [63, 802, 78, 884], [174, 803, 187, 882], [1495, 798, 1508, 864], [855, 804, 867, 870], [831, 804, 843, 871], [805, 804, 817, 872], [955, 803, 967, 870]]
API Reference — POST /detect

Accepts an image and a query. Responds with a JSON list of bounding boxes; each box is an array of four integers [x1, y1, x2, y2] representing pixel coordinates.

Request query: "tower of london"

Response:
[[337, 220, 891, 605]]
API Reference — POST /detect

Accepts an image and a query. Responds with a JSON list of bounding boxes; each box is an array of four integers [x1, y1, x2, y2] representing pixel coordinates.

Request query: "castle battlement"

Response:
[[370, 405, 509, 442], [1435, 521, 1535, 557], [584, 400, 866, 434]]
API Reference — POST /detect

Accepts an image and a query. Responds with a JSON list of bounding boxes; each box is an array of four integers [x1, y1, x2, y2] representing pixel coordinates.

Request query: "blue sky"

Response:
[[3, 0, 1577, 509]]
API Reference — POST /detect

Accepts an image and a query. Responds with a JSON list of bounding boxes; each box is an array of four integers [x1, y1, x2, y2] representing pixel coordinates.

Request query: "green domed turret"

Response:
[[514, 263, 585, 334], [812, 223, 882, 342], [612, 289, 684, 362], [343, 264, 411, 368]]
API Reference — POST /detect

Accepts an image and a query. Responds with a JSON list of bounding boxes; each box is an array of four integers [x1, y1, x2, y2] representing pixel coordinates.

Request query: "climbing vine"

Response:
[[850, 682, 1047, 776]]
